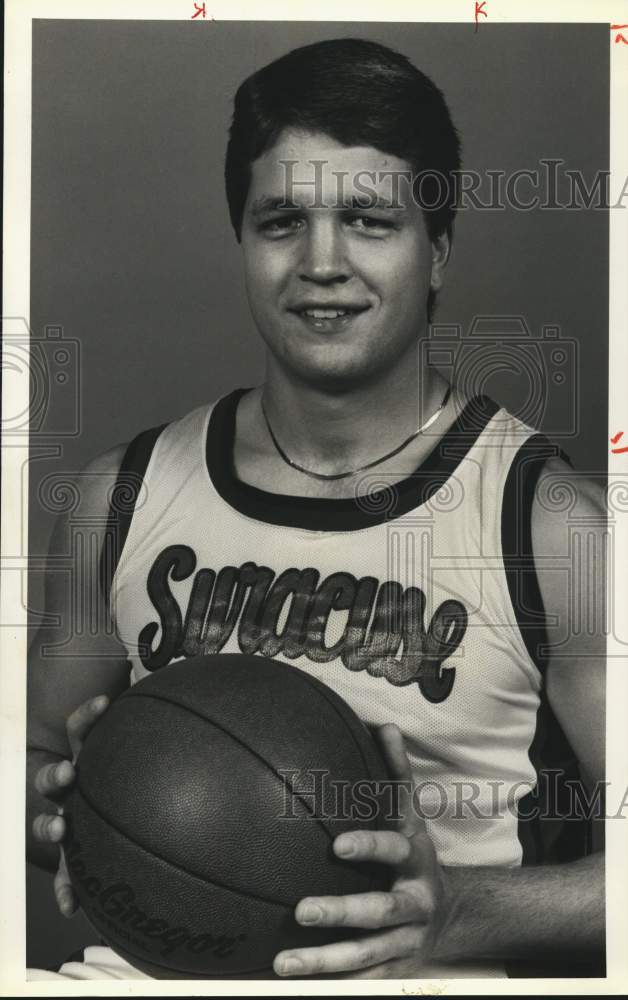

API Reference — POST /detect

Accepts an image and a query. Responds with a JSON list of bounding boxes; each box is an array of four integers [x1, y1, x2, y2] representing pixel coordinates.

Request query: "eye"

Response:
[[258, 215, 305, 237], [346, 214, 397, 234]]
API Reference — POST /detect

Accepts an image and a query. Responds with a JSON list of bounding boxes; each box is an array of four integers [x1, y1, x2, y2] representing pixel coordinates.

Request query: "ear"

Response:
[[430, 232, 451, 293]]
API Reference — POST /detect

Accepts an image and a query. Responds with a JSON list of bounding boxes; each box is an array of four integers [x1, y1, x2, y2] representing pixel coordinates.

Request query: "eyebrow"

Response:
[[249, 194, 406, 216], [249, 196, 296, 217], [345, 195, 406, 212]]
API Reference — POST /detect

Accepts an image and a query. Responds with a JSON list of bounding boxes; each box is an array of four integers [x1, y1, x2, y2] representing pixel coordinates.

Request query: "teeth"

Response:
[[303, 308, 349, 319]]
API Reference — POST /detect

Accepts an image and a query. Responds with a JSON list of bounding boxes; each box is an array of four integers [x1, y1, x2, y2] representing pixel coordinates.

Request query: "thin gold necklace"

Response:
[[261, 385, 451, 482]]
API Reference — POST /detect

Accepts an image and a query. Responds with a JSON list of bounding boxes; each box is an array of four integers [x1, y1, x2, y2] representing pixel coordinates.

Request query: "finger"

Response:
[[274, 924, 419, 977], [54, 864, 77, 918], [34, 760, 75, 799], [376, 724, 419, 836], [377, 724, 412, 784], [32, 813, 66, 843], [334, 829, 412, 866], [66, 696, 109, 760], [295, 888, 419, 930], [335, 827, 439, 883]]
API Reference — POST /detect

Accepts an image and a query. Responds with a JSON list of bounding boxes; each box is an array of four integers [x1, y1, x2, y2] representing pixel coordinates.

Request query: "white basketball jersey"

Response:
[[102, 388, 584, 873]]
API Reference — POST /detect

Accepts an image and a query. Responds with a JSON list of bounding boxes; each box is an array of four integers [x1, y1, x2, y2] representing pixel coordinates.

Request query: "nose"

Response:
[[298, 217, 351, 285]]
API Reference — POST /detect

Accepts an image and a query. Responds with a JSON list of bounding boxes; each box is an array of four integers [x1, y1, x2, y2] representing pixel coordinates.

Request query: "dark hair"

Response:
[[225, 38, 461, 319]]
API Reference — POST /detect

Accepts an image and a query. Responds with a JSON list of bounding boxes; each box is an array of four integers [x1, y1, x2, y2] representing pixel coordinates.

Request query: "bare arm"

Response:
[[27, 443, 132, 871], [433, 853, 602, 964]]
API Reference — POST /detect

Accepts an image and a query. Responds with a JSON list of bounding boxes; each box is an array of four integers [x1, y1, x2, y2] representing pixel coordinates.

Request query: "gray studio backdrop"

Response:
[[28, 20, 609, 969]]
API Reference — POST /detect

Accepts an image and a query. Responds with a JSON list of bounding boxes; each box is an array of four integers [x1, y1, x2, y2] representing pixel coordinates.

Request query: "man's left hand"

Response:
[[273, 723, 453, 978]]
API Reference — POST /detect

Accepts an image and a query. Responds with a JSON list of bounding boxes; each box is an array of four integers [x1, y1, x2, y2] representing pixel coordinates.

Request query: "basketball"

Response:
[[63, 654, 394, 978]]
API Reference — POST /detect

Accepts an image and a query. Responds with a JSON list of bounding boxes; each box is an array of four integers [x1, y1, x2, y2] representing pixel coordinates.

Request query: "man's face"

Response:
[[240, 130, 448, 390]]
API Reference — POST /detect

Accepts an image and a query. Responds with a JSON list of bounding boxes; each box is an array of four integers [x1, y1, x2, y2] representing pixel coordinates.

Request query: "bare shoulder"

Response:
[[84, 440, 129, 473], [46, 441, 129, 557], [75, 441, 130, 514], [531, 454, 606, 553], [530, 452, 607, 616]]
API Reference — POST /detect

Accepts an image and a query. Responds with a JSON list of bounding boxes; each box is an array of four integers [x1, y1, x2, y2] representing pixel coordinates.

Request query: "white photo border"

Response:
[[2, 0, 627, 994]]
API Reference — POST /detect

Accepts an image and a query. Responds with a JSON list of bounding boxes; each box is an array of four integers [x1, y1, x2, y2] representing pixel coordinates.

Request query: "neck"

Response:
[[260, 360, 450, 476]]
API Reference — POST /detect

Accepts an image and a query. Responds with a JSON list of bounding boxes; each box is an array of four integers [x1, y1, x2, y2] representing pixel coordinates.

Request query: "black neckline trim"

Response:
[[500, 433, 571, 674], [206, 388, 501, 531]]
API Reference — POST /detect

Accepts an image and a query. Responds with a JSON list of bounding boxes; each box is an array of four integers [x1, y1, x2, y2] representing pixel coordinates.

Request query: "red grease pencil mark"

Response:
[[191, 2, 207, 17], [474, 1, 488, 32], [611, 431, 628, 454], [611, 24, 628, 45]]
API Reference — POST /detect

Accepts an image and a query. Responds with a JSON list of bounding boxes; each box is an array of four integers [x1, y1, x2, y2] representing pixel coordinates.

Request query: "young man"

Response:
[[27, 38, 606, 980]]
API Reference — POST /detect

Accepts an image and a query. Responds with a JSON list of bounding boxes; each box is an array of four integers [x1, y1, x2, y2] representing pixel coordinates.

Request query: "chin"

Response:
[[287, 356, 389, 394]]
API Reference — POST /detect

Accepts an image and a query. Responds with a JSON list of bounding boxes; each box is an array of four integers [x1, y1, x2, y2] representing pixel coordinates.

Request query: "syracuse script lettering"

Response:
[[138, 546, 468, 703]]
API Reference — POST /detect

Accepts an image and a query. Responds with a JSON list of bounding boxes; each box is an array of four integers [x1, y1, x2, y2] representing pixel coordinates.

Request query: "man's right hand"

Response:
[[31, 695, 110, 917]]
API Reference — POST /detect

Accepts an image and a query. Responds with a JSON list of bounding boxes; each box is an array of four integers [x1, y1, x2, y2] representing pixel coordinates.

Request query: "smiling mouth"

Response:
[[299, 307, 364, 319], [290, 305, 370, 326]]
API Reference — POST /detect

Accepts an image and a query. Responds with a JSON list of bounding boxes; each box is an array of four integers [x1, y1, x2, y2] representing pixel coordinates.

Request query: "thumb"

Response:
[[376, 723, 421, 838], [54, 849, 78, 918]]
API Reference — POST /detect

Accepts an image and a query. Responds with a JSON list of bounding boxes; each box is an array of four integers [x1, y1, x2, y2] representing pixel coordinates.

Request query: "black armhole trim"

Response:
[[501, 433, 573, 673], [98, 424, 168, 614], [504, 437, 594, 869]]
